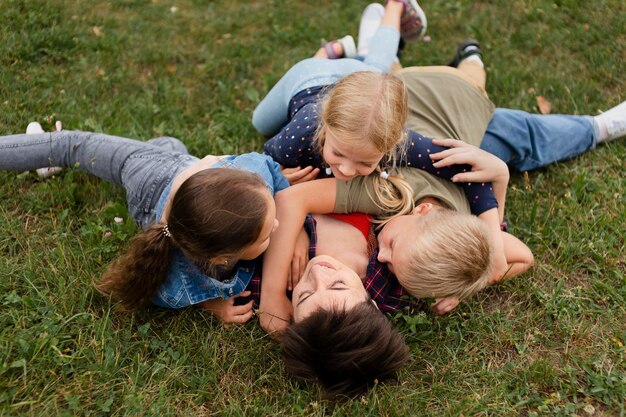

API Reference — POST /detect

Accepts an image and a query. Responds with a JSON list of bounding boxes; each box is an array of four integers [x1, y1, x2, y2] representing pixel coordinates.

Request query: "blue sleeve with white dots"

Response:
[[263, 102, 325, 170], [399, 129, 498, 215]]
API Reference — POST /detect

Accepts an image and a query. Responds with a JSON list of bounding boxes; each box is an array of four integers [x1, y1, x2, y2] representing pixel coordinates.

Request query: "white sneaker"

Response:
[[337, 35, 357, 59], [25, 121, 63, 178], [26, 121, 44, 134], [595, 100, 626, 143], [358, 3, 385, 57]]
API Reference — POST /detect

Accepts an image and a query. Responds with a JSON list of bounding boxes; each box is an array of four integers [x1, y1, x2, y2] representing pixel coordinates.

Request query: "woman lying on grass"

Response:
[[0, 127, 286, 323]]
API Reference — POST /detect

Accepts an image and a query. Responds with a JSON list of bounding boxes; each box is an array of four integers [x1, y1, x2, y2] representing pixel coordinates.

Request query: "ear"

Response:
[[412, 202, 434, 216], [209, 256, 231, 267]]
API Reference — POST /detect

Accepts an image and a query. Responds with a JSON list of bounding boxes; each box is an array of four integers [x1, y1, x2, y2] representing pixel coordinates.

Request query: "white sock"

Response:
[[594, 100, 626, 142], [463, 54, 484, 68], [357, 3, 385, 56]]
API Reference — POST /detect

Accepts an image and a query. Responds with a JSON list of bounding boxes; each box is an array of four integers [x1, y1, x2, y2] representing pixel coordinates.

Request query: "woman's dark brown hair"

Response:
[[280, 301, 410, 400], [94, 168, 269, 310]]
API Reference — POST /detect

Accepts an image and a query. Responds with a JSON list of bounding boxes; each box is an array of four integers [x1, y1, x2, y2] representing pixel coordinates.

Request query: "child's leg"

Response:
[[253, 57, 372, 137], [252, 59, 324, 137], [457, 60, 486, 91], [358, 3, 403, 72], [451, 40, 486, 92], [358, 3, 386, 57], [0, 131, 197, 226], [480, 109, 596, 171], [361, 2, 404, 72], [147, 136, 190, 154]]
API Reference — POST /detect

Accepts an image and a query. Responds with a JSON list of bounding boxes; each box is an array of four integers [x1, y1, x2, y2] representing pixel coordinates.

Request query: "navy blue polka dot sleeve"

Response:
[[399, 129, 498, 215], [263, 101, 324, 170]]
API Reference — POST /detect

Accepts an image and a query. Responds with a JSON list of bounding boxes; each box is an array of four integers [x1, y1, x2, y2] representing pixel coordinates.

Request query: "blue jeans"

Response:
[[252, 25, 401, 137], [0, 132, 197, 228], [481, 109, 597, 171]]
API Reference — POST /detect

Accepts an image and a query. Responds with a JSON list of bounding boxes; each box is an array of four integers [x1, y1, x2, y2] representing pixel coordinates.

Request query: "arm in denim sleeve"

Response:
[[267, 157, 291, 193], [263, 103, 324, 170], [399, 129, 498, 215]]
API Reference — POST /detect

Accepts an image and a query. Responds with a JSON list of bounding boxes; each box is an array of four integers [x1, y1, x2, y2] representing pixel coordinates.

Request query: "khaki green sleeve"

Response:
[[334, 168, 471, 215], [333, 176, 385, 214]]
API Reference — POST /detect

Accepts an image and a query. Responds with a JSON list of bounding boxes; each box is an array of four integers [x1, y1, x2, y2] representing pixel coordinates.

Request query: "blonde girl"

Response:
[[253, 1, 499, 221], [0, 126, 287, 323]]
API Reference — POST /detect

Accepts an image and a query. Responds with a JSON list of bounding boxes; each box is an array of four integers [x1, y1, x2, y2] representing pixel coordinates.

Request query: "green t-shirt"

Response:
[[334, 69, 495, 214]]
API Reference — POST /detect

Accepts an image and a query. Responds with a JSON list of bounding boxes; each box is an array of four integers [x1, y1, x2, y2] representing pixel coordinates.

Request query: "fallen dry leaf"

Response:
[[524, 171, 531, 190], [92, 26, 104, 37], [166, 64, 177, 74], [536, 95, 552, 114]]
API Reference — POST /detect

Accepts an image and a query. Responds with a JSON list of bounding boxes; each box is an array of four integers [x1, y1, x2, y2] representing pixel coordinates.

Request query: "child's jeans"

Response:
[[481, 109, 597, 172], [252, 25, 401, 137], [0, 131, 197, 228]]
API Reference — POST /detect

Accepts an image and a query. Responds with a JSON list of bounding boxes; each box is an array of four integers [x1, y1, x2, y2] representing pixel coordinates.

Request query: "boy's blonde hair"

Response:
[[397, 208, 493, 301], [315, 71, 408, 159]]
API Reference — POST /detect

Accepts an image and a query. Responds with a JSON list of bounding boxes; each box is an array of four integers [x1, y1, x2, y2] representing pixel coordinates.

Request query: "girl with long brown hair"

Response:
[[0, 127, 287, 323]]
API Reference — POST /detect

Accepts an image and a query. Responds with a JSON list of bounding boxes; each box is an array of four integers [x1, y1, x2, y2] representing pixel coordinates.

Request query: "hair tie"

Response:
[[325, 167, 333, 176], [162, 224, 172, 238], [380, 171, 389, 180]]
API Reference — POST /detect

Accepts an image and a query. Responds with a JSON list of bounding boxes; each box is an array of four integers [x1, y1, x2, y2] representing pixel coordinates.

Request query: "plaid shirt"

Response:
[[243, 216, 420, 313]]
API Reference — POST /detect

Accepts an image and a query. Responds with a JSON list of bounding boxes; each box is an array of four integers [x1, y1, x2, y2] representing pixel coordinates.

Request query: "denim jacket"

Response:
[[151, 153, 289, 308]]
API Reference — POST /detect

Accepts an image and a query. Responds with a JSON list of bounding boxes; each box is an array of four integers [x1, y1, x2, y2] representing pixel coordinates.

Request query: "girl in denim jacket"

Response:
[[0, 124, 288, 324]]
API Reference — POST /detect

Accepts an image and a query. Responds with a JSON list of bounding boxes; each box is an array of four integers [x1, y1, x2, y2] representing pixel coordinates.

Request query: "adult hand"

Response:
[[430, 139, 509, 183], [288, 228, 310, 291], [281, 166, 320, 185], [258, 295, 293, 338], [197, 291, 254, 325], [430, 297, 460, 315]]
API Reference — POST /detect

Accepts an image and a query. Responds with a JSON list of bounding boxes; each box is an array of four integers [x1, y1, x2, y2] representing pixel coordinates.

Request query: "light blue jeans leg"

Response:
[[252, 25, 400, 137], [480, 108, 597, 171], [0, 131, 197, 227], [147, 136, 190, 154]]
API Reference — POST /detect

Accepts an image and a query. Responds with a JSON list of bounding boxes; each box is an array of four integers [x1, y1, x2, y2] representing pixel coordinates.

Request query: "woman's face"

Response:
[[292, 255, 370, 322], [239, 191, 279, 260], [322, 128, 384, 181]]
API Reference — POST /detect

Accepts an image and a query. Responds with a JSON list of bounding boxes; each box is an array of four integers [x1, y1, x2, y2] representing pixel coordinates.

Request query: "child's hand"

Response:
[[258, 295, 293, 337], [281, 166, 320, 185], [288, 228, 310, 291], [197, 291, 254, 325], [430, 139, 509, 183], [430, 297, 460, 315]]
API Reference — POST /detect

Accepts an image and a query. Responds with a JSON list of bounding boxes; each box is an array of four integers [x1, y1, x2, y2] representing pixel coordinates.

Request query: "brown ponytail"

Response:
[[95, 168, 269, 310], [95, 223, 173, 310]]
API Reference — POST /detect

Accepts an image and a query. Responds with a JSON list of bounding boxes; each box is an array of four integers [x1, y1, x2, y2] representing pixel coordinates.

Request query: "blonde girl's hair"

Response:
[[314, 71, 415, 221], [314, 71, 408, 163], [367, 169, 416, 226], [94, 168, 269, 310], [396, 208, 493, 301]]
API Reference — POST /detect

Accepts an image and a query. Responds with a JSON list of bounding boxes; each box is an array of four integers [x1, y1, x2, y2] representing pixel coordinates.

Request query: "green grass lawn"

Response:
[[1, 0, 624, 415]]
